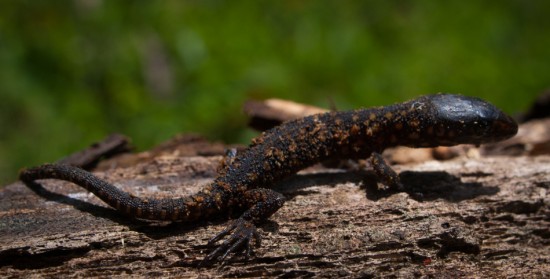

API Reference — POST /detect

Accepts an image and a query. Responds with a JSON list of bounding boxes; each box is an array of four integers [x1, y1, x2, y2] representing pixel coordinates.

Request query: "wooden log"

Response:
[[1, 123, 549, 277]]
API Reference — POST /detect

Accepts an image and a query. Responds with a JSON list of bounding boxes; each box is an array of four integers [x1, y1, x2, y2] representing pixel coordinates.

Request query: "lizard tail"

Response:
[[19, 164, 222, 221]]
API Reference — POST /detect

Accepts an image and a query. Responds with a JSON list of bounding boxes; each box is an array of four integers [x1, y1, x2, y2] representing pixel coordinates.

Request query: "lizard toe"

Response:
[[202, 218, 259, 264]]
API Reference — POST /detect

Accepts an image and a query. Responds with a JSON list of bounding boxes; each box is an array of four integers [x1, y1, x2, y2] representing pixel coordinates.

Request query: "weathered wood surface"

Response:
[[1, 132, 549, 278]]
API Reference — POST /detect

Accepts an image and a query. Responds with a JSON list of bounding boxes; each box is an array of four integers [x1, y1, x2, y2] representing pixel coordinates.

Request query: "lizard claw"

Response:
[[202, 218, 260, 264]]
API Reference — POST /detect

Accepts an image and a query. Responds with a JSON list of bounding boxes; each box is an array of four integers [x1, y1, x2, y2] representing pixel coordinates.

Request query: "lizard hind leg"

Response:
[[217, 148, 238, 174], [202, 188, 285, 264]]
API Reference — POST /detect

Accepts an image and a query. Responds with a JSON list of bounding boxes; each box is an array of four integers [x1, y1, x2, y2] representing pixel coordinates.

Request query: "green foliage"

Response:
[[1, 1, 549, 185]]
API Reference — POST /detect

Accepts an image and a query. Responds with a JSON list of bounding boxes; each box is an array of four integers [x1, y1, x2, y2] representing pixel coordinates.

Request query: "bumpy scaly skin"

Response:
[[19, 94, 518, 263]]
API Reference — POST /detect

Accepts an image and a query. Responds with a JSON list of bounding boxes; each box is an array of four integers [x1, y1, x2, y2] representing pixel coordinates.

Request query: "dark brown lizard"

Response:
[[19, 93, 518, 264]]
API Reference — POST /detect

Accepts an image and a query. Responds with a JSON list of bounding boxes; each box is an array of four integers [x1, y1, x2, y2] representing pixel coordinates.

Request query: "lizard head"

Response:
[[424, 93, 518, 146]]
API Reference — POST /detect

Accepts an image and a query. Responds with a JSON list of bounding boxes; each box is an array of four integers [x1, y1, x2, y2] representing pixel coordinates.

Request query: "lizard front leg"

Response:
[[202, 188, 285, 264], [369, 152, 404, 190]]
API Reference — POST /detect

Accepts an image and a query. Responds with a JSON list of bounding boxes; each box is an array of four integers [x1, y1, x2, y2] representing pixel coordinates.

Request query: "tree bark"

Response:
[[1, 129, 548, 278]]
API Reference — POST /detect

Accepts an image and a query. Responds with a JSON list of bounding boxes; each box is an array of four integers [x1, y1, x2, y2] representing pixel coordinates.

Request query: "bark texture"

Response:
[[1, 129, 549, 278]]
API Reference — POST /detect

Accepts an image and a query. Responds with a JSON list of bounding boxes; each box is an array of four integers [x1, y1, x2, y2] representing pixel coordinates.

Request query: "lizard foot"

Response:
[[202, 218, 260, 264]]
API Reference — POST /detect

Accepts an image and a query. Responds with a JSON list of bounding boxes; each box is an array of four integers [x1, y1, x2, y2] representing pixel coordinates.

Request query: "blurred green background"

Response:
[[1, 1, 549, 185]]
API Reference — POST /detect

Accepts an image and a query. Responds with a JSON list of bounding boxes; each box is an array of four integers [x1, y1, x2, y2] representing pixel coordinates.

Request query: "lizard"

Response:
[[19, 93, 518, 264]]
